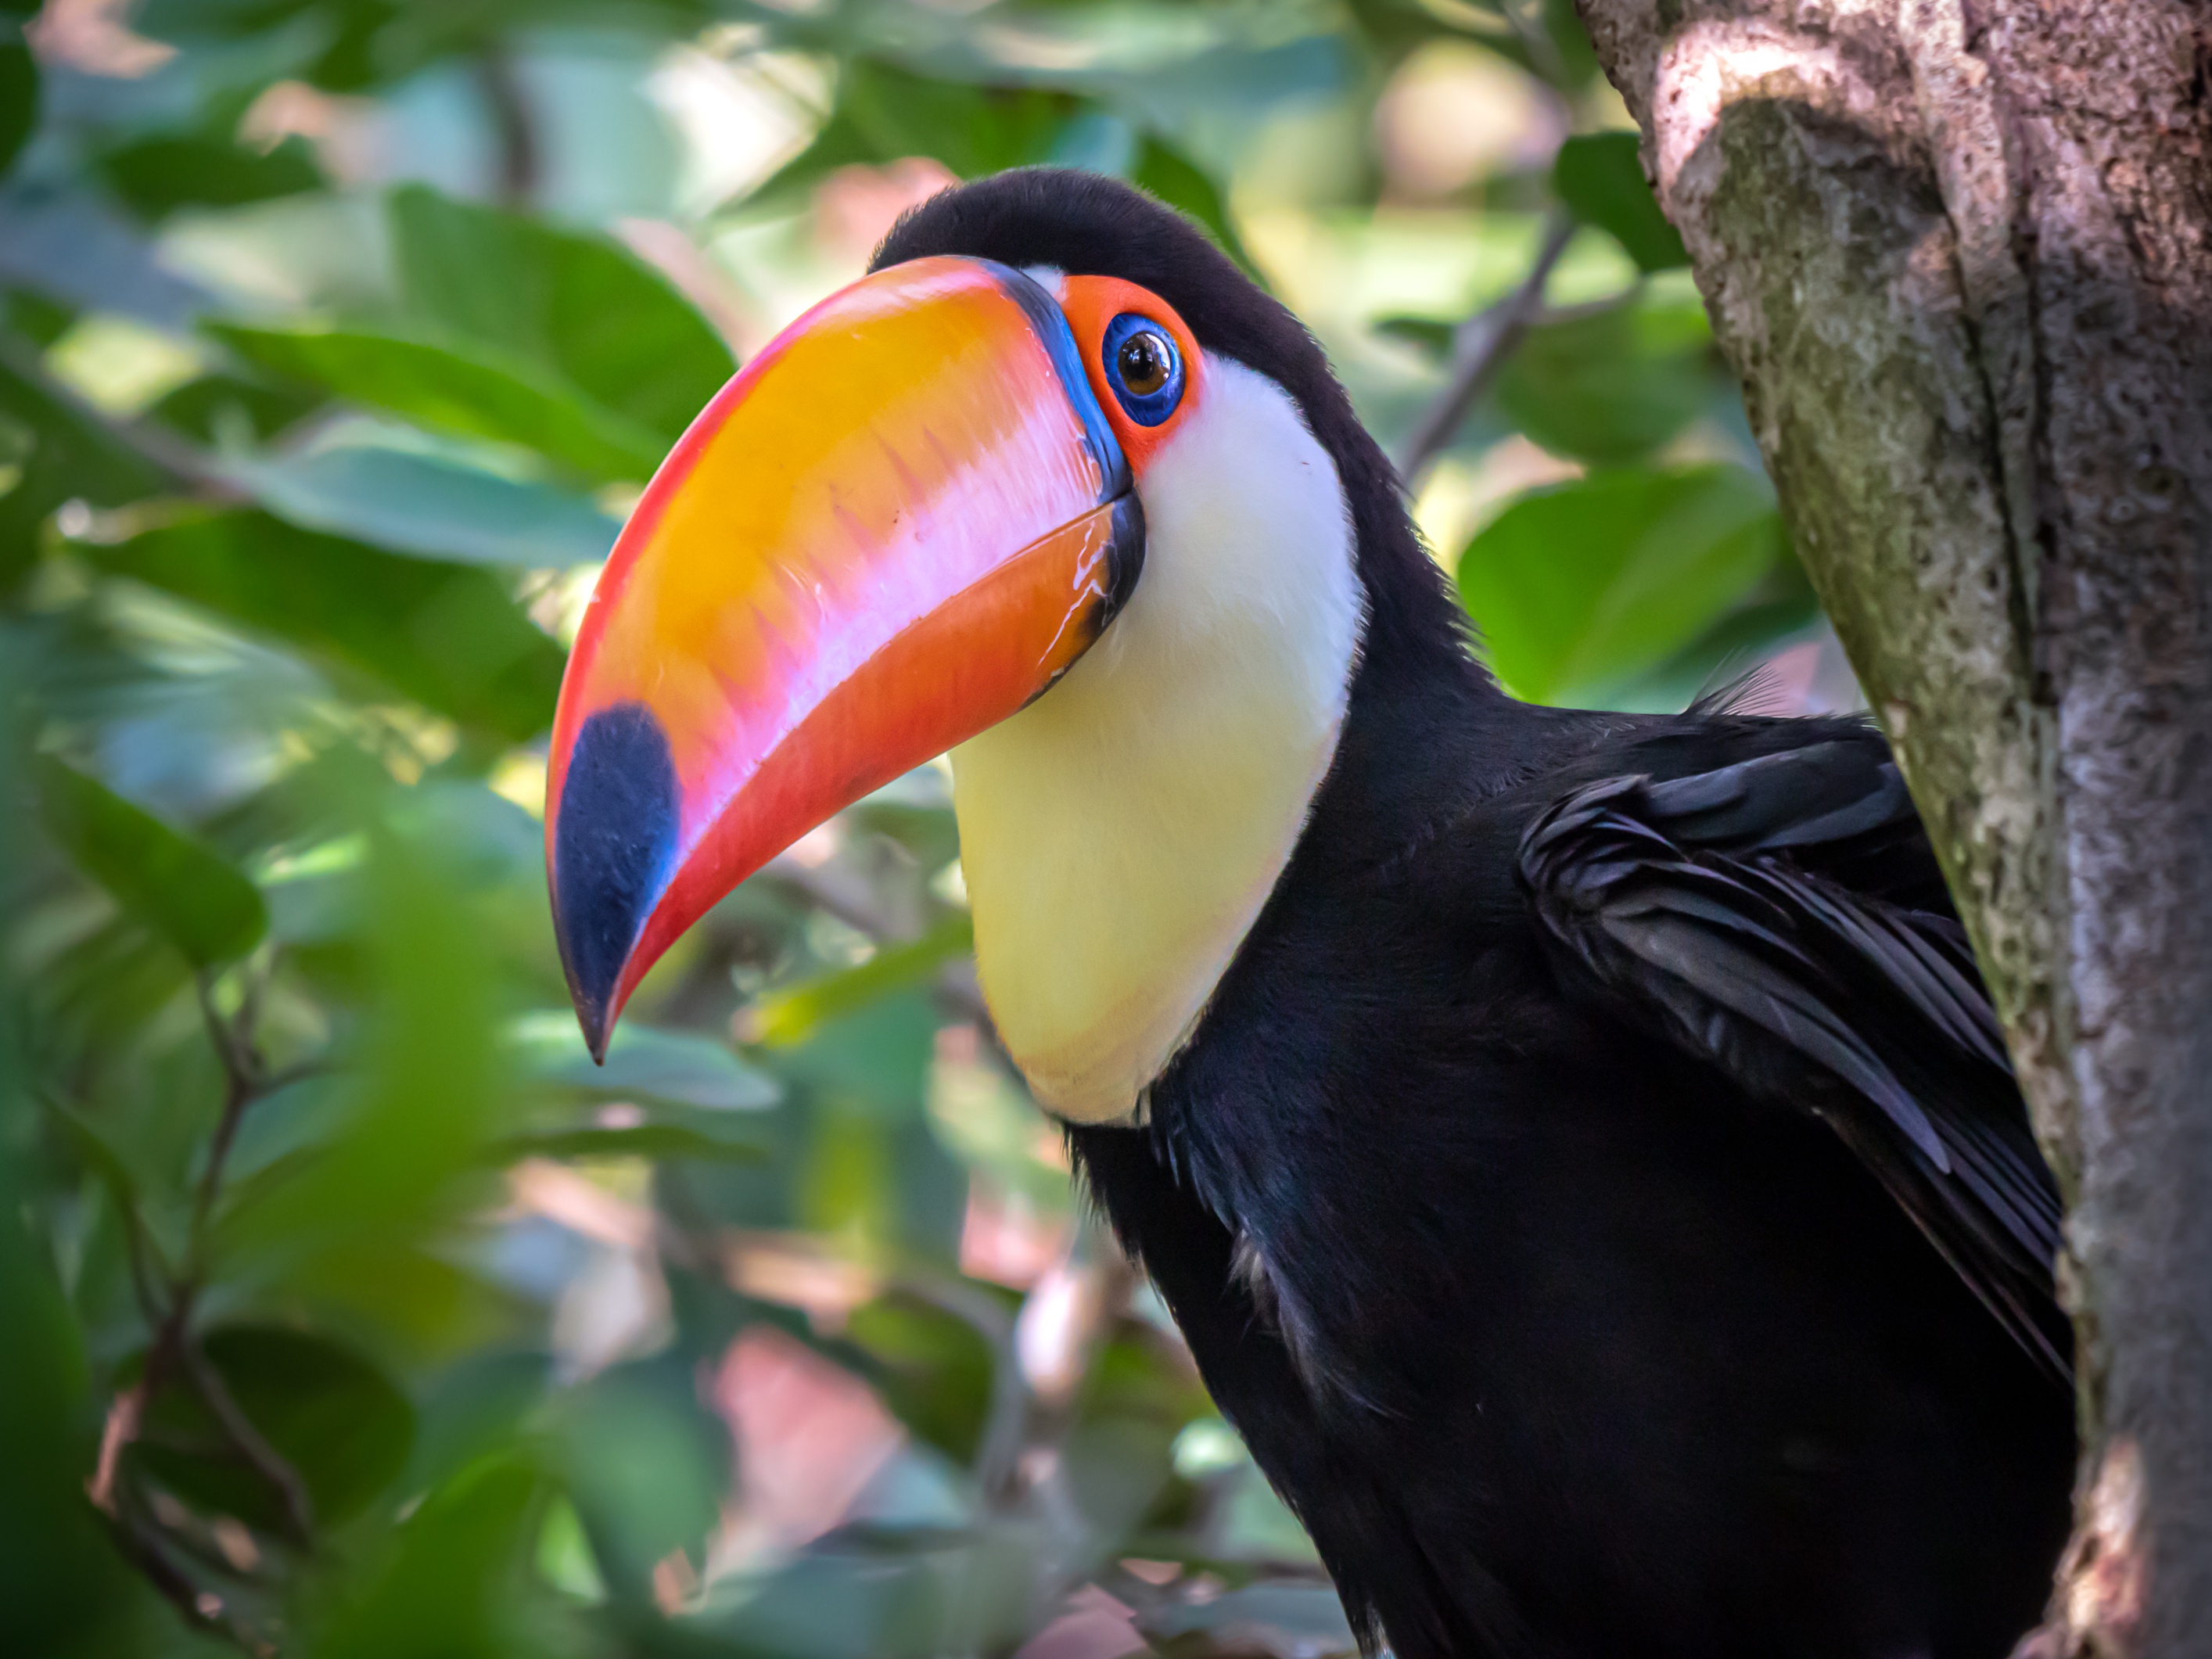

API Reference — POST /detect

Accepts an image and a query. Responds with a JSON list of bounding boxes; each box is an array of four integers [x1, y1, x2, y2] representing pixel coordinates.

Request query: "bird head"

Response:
[[547, 170, 1456, 1120]]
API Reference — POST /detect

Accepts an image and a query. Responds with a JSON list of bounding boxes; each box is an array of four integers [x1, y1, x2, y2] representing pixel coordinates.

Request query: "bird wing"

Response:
[[1517, 738, 2069, 1380]]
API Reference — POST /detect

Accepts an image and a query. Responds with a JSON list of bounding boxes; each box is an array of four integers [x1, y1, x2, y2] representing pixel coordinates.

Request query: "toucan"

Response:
[[544, 169, 2074, 1658]]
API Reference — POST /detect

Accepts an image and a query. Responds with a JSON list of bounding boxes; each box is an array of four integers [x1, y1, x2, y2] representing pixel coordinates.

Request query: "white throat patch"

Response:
[[950, 355, 1365, 1123]]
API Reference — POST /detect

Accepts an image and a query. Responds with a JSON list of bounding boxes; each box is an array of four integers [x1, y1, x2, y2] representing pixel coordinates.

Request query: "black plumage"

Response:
[[878, 171, 2074, 1659]]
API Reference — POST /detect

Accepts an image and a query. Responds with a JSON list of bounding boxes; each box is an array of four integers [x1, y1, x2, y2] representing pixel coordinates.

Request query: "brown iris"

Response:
[[1115, 329, 1173, 397]]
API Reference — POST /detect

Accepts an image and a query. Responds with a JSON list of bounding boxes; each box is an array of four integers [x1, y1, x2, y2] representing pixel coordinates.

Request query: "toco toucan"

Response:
[[544, 168, 2074, 1658]]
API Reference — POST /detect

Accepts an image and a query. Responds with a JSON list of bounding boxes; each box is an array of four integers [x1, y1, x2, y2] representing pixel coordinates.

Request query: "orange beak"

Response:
[[546, 256, 1140, 1055]]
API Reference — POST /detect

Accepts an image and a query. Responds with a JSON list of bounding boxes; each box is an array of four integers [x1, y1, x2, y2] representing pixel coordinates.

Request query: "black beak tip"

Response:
[[549, 702, 680, 1069], [576, 999, 612, 1067]]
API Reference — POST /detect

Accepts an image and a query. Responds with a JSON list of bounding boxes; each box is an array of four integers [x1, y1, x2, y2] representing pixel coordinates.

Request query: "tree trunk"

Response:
[[1567, 1, 2212, 1651]]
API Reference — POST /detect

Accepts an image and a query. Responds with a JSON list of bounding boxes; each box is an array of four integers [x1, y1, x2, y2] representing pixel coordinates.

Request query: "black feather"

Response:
[[1519, 765, 2069, 1380], [889, 170, 2073, 1659]]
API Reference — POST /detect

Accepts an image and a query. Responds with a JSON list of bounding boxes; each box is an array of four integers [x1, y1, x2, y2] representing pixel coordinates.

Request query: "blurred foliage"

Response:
[[1550, 131, 1686, 273], [0, 0, 1839, 1655]]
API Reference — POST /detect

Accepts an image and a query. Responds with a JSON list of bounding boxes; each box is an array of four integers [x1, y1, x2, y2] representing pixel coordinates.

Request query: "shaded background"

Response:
[[0, 2, 1861, 1654]]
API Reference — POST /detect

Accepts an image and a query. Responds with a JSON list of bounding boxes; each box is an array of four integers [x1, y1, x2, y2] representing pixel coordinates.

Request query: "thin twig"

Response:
[[252, 1055, 338, 1096], [116, 1212, 171, 1331], [1393, 210, 1578, 488], [181, 976, 318, 1539], [70, 975, 275, 1549], [83, 967, 322, 1596], [90, 1284, 193, 1522], [102, 1503, 272, 1657], [88, 1382, 149, 1516], [0, 329, 243, 501], [893, 1269, 1034, 1503], [1499, 0, 1574, 91], [192, 973, 265, 1233], [180, 1336, 317, 1544], [473, 48, 540, 207], [1538, 285, 1647, 327], [759, 856, 901, 943], [932, 966, 993, 1033], [759, 853, 1014, 1056], [104, 1510, 246, 1649]]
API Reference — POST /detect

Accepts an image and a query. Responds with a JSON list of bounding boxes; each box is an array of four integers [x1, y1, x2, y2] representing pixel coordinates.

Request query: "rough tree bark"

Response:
[[1566, 2, 2212, 1652]]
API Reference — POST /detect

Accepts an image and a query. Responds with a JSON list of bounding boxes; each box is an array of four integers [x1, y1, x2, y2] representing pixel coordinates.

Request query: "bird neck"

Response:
[[1291, 509, 1553, 883], [950, 357, 1368, 1124]]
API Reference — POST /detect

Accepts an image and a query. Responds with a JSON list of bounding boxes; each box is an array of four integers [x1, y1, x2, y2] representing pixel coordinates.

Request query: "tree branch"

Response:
[[1392, 210, 1576, 487], [1571, 1, 2212, 1650]]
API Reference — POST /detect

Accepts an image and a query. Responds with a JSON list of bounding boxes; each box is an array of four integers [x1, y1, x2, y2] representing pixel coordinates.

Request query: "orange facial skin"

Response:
[[545, 257, 1196, 1054], [1055, 274, 1205, 469]]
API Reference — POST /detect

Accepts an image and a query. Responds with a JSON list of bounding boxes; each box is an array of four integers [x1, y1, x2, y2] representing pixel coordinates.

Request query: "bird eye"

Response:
[[1117, 331, 1171, 395], [1101, 313, 1184, 426]]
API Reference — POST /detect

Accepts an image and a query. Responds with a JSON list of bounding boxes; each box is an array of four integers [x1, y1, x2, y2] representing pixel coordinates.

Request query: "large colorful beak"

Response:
[[547, 256, 1140, 1055]]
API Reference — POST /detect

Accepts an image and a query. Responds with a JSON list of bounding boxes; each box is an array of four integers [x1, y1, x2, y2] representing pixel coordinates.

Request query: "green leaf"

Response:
[[1133, 135, 1262, 278], [797, 981, 945, 1092], [750, 913, 974, 1049], [402, 1351, 551, 1497], [1553, 132, 1687, 272], [0, 1140, 123, 1654], [0, 38, 34, 183], [206, 324, 667, 484], [1458, 465, 1783, 704], [221, 442, 622, 567], [387, 185, 734, 444], [99, 133, 321, 218], [748, 59, 1079, 208], [39, 1097, 145, 1221], [508, 1011, 780, 1110], [2, 289, 73, 347], [215, 838, 515, 1313], [149, 371, 321, 444], [0, 407, 31, 490], [134, 1324, 415, 1530], [34, 754, 267, 968], [535, 1495, 605, 1603], [1496, 299, 1715, 465], [1374, 314, 1455, 361], [219, 1073, 352, 1188], [844, 1291, 996, 1465], [848, 64, 1079, 178], [74, 507, 565, 741], [555, 1359, 725, 1596], [0, 346, 171, 594], [1603, 553, 1824, 711], [1063, 1417, 1176, 1560], [1144, 1583, 1354, 1650], [318, 1453, 549, 1659], [501, 1012, 777, 1164], [499, 1122, 768, 1163]]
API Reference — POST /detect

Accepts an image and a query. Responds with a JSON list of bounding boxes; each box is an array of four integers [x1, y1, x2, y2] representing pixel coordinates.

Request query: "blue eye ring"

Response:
[[1101, 313, 1185, 427]]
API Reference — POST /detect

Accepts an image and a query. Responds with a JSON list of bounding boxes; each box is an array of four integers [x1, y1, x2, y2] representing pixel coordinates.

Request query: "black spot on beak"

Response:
[[1101, 490, 1146, 630], [552, 703, 678, 1058]]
